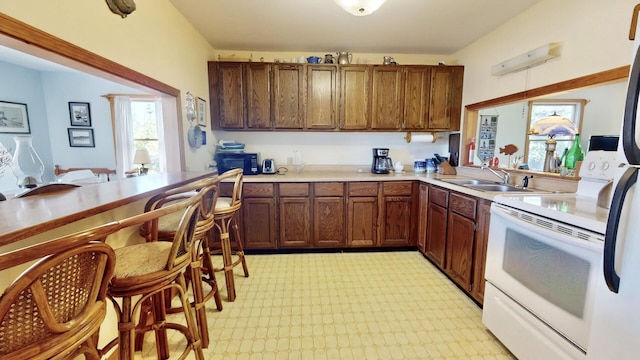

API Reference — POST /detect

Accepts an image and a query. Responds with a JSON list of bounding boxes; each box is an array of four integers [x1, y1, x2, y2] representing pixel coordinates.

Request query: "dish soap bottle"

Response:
[[564, 133, 584, 170]]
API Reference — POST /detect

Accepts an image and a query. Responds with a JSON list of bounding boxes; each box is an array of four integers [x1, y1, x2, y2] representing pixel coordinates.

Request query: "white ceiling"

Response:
[[169, 0, 541, 54]]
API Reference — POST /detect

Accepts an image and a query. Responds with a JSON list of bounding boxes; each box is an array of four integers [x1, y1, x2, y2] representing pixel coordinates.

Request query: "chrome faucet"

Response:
[[481, 164, 511, 184]]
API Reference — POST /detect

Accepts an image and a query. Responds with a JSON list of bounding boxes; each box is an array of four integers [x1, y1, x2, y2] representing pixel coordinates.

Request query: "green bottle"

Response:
[[565, 133, 584, 170]]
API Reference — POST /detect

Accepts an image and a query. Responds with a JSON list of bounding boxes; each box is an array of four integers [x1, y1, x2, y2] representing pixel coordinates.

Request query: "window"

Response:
[[131, 100, 159, 173], [526, 99, 586, 171]]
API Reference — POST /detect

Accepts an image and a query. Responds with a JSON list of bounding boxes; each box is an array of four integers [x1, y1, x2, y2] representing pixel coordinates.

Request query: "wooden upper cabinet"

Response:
[[306, 65, 337, 129], [403, 66, 432, 130], [339, 65, 372, 130], [245, 63, 272, 129], [372, 66, 404, 130], [429, 66, 464, 131], [211, 62, 245, 129], [273, 64, 304, 129]]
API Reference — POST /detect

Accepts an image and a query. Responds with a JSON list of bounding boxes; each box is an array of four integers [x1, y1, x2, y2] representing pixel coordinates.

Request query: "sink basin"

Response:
[[465, 184, 533, 192], [440, 179, 499, 185]]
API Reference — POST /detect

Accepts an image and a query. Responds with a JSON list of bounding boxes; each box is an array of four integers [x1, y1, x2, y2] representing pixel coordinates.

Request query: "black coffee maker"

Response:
[[371, 148, 392, 174]]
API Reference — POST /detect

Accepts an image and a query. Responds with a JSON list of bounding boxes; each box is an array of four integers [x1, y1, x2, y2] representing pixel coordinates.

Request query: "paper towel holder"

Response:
[[404, 131, 440, 143]]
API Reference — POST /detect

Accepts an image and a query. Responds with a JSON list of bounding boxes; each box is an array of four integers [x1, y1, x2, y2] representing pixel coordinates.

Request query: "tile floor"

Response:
[[139, 251, 515, 359]]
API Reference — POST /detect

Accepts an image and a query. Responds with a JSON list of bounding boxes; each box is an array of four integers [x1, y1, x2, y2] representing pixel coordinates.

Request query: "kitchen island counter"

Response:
[[0, 171, 214, 249]]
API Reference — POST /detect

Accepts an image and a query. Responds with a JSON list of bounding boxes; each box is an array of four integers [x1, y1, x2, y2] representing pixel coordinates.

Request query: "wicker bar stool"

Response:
[[210, 168, 249, 302], [0, 225, 117, 360], [105, 187, 207, 360], [136, 176, 222, 349]]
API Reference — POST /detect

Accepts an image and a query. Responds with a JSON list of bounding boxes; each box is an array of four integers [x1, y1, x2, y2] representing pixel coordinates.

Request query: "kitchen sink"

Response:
[[440, 179, 500, 185], [465, 184, 533, 192]]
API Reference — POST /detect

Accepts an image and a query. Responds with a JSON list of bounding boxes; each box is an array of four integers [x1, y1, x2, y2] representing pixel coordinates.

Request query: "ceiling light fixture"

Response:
[[334, 0, 387, 16]]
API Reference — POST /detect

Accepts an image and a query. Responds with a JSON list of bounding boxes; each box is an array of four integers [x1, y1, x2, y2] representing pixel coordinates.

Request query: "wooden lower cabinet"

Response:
[[380, 181, 413, 246], [417, 183, 428, 253], [347, 182, 379, 247], [471, 199, 492, 304], [313, 183, 346, 247], [445, 193, 477, 292], [426, 185, 448, 267], [242, 183, 277, 249], [278, 183, 311, 248]]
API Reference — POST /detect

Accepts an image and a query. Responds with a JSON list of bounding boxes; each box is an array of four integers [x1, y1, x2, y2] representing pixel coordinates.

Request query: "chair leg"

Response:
[[231, 219, 249, 277], [220, 228, 236, 302], [151, 292, 170, 359], [189, 254, 210, 348], [175, 273, 205, 360], [201, 235, 224, 311], [118, 296, 135, 360]]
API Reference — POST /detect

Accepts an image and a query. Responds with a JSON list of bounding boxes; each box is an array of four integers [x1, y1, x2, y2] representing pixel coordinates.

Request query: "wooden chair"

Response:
[[0, 226, 117, 360], [54, 165, 116, 182], [210, 168, 249, 302], [136, 176, 223, 349], [105, 184, 207, 360]]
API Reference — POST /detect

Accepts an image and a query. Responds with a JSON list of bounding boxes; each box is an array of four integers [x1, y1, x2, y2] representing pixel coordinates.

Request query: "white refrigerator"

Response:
[[587, 6, 640, 359]]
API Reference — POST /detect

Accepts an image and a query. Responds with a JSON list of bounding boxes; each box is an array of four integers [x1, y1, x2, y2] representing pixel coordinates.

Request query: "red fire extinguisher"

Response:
[[467, 137, 476, 165]]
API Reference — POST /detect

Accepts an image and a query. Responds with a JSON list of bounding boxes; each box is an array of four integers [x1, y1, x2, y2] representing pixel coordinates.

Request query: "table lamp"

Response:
[[133, 149, 151, 175]]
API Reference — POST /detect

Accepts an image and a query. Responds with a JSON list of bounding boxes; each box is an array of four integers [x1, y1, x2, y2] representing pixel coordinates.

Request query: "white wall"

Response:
[[455, 0, 635, 107]]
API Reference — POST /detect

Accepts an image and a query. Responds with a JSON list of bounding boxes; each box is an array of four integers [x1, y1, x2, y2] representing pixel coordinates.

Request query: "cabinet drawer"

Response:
[[243, 183, 275, 197], [450, 192, 477, 219], [348, 182, 379, 196], [383, 181, 413, 196], [429, 186, 449, 208], [279, 183, 310, 197], [314, 182, 344, 197]]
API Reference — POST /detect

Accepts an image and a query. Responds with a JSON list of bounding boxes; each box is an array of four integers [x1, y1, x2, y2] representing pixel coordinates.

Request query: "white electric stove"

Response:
[[493, 150, 619, 235]]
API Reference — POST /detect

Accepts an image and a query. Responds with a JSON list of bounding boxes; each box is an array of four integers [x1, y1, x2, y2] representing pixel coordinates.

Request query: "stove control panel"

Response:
[[579, 150, 618, 181]]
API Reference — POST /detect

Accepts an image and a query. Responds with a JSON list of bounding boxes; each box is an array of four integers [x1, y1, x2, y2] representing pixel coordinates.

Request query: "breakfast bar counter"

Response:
[[0, 171, 214, 249]]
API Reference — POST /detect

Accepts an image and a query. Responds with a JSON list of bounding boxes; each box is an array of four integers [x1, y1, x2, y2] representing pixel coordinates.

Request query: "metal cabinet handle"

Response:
[[604, 166, 638, 293]]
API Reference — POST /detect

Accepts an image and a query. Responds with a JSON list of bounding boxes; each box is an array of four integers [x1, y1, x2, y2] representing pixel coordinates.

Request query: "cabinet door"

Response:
[[279, 197, 312, 247], [215, 62, 245, 129], [429, 66, 463, 131], [380, 195, 412, 246], [445, 212, 475, 291], [339, 66, 371, 130], [313, 197, 345, 247], [245, 63, 272, 129], [426, 203, 447, 267], [242, 197, 277, 249], [403, 66, 431, 130], [417, 183, 429, 253], [347, 197, 378, 246], [471, 199, 491, 304], [371, 66, 403, 129], [306, 65, 337, 129], [273, 64, 304, 129]]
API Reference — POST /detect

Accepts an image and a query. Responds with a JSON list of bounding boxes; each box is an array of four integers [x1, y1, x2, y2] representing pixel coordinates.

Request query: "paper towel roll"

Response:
[[410, 134, 437, 143]]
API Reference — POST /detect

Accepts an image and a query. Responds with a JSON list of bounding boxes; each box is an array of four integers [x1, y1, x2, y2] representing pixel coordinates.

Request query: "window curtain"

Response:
[[114, 96, 133, 178], [155, 98, 167, 172]]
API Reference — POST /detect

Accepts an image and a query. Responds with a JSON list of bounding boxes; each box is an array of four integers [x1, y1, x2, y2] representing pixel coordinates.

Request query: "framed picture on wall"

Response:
[[68, 128, 95, 147], [0, 101, 30, 134], [68, 102, 91, 127], [197, 97, 206, 127]]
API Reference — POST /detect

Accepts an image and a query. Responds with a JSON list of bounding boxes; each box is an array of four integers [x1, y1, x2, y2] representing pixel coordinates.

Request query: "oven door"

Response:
[[485, 203, 603, 353]]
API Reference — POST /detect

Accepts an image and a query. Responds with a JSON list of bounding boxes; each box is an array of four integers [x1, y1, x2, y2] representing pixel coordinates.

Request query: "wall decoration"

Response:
[[478, 115, 498, 164], [68, 128, 95, 147], [0, 101, 30, 134], [197, 97, 207, 126], [68, 102, 92, 127]]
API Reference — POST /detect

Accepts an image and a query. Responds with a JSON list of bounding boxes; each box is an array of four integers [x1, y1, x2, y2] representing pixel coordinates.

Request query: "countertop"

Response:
[[234, 167, 526, 201], [0, 171, 214, 247]]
